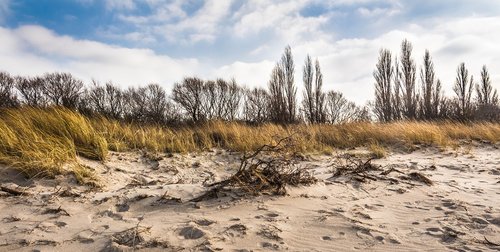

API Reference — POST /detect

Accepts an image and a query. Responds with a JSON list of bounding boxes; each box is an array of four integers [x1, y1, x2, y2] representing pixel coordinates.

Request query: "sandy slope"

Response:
[[0, 145, 499, 251]]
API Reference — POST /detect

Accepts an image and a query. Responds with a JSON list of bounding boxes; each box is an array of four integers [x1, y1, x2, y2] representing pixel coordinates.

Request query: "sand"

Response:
[[0, 145, 499, 251]]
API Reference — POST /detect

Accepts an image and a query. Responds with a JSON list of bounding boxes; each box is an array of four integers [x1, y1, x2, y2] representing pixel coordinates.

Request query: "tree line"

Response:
[[1, 41, 498, 125], [374, 39, 499, 122], [0, 46, 369, 125]]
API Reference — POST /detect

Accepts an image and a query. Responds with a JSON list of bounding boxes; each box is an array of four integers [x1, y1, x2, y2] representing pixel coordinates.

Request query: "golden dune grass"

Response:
[[1, 107, 499, 179], [0, 107, 107, 179]]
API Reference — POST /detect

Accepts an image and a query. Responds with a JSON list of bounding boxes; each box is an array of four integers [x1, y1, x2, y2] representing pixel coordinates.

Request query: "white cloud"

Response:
[[215, 16, 500, 104], [116, 0, 233, 44], [214, 60, 275, 88], [0, 25, 199, 88], [105, 0, 136, 10], [357, 6, 401, 17]]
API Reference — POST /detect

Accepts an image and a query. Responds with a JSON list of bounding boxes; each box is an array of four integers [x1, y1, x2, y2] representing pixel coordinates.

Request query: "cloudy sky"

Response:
[[1, 0, 500, 104]]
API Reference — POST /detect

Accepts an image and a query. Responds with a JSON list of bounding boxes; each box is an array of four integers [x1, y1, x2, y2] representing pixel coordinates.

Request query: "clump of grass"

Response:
[[368, 142, 387, 159], [0, 107, 107, 178]]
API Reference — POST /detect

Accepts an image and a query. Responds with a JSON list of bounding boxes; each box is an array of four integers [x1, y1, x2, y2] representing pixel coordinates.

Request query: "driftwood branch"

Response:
[[191, 136, 316, 202]]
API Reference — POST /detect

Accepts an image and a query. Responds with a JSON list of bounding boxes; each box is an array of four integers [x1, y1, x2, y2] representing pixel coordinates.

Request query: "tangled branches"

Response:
[[192, 136, 317, 202], [330, 154, 433, 186]]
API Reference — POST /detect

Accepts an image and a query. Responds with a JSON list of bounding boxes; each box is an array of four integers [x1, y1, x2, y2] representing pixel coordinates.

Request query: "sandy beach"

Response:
[[0, 144, 499, 251]]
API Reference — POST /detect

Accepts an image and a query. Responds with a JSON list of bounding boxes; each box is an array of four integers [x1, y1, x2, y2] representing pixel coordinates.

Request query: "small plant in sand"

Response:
[[192, 136, 317, 201], [368, 142, 387, 159]]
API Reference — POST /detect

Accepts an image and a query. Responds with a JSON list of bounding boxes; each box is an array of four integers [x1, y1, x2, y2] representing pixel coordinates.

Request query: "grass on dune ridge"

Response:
[[1, 106, 499, 181]]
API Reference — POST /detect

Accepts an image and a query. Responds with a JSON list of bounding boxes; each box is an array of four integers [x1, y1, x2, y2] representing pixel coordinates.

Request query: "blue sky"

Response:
[[1, 0, 500, 103]]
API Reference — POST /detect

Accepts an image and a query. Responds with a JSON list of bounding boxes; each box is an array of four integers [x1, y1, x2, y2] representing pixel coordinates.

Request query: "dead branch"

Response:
[[191, 136, 316, 202], [0, 185, 30, 196], [330, 155, 433, 187]]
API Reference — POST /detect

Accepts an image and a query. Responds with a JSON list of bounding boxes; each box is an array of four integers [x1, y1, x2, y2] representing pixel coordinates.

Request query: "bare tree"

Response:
[[268, 46, 299, 124], [224, 78, 243, 121], [142, 83, 169, 124], [303, 55, 315, 123], [0, 72, 19, 108], [392, 57, 402, 120], [373, 49, 393, 122], [243, 87, 269, 124], [42, 72, 84, 109], [398, 39, 418, 119], [475, 65, 500, 121], [123, 83, 173, 124], [282, 46, 297, 123], [201, 78, 242, 121], [325, 91, 349, 123], [84, 80, 125, 119], [476, 65, 498, 106], [172, 77, 205, 122], [314, 59, 325, 123], [15, 76, 47, 107], [268, 64, 286, 123], [325, 91, 367, 123], [419, 50, 441, 119], [453, 63, 474, 120]]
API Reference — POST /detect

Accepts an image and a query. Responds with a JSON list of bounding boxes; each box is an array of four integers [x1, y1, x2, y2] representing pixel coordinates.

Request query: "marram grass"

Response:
[[1, 107, 499, 181], [0, 107, 107, 180]]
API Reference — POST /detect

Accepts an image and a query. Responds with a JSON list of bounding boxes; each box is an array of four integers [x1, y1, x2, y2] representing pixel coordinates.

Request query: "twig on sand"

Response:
[[191, 136, 317, 202], [0, 185, 30, 196], [330, 155, 433, 186]]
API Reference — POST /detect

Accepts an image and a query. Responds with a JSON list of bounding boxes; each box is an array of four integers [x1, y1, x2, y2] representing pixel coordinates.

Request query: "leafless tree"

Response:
[[419, 50, 441, 120], [201, 78, 242, 121], [142, 83, 169, 124], [243, 87, 269, 124], [373, 49, 393, 122], [314, 59, 326, 123], [281, 46, 297, 123], [42, 72, 84, 109], [224, 78, 243, 121], [392, 57, 402, 120], [325, 91, 366, 123], [172, 77, 205, 122], [398, 39, 418, 119], [303, 55, 315, 123], [325, 91, 349, 123], [268, 64, 287, 123], [15, 76, 47, 107], [0, 72, 19, 108], [303, 57, 325, 124], [123, 83, 174, 124], [475, 65, 499, 121], [81, 80, 125, 119], [476, 65, 498, 106], [453, 63, 474, 121], [438, 97, 454, 120]]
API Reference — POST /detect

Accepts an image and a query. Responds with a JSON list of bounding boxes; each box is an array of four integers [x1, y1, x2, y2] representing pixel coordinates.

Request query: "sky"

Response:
[[1, 0, 500, 104]]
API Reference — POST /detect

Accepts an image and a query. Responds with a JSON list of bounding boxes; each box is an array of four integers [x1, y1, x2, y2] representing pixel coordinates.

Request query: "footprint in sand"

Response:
[[179, 226, 205, 239], [223, 223, 247, 238], [321, 236, 333, 241]]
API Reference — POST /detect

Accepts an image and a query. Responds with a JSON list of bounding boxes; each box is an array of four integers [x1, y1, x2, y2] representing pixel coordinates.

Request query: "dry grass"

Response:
[[0, 107, 499, 181], [368, 142, 387, 158], [0, 107, 107, 179], [92, 118, 500, 154]]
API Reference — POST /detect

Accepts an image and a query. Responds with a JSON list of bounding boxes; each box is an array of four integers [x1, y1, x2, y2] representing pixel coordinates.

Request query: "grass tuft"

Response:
[[0, 107, 107, 178]]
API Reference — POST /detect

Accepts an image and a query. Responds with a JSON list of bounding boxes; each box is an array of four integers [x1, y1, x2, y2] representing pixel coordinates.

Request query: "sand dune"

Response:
[[0, 145, 499, 251]]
